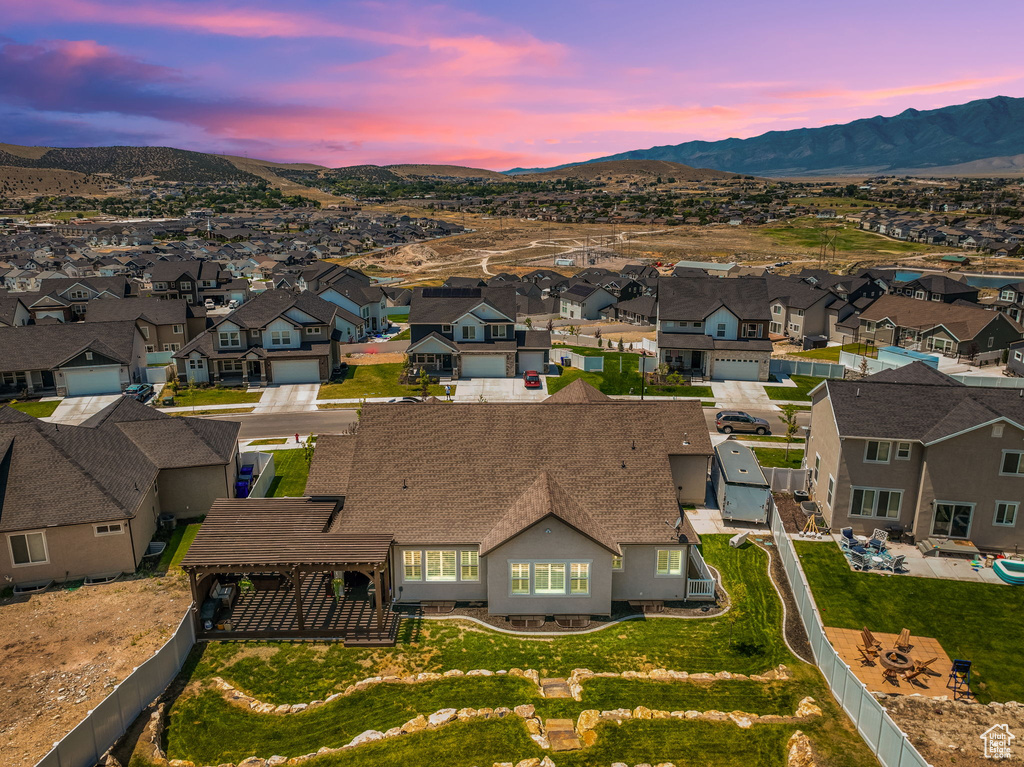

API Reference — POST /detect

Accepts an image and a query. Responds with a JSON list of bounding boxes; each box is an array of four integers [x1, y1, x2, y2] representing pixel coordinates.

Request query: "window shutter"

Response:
[[425, 550, 440, 580], [670, 550, 682, 574], [442, 551, 457, 580], [657, 550, 669, 574], [460, 551, 479, 581], [550, 564, 565, 592], [570, 563, 589, 594], [403, 551, 421, 580]]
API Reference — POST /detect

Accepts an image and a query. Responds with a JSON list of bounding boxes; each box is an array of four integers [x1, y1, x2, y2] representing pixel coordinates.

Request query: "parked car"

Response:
[[227, 299, 239, 309], [204, 299, 216, 310], [123, 383, 154, 402], [715, 410, 770, 435], [386, 397, 421, 404], [523, 370, 542, 389]]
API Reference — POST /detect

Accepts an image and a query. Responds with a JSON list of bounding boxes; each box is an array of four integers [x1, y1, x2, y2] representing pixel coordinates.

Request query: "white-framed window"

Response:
[[180, 281, 192, 290], [492, 324, 508, 339], [715, 323, 727, 338], [145, 344, 155, 353], [570, 563, 590, 595], [656, 549, 683, 576], [307, 326, 322, 335], [172, 324, 183, 334], [94, 523, 123, 536], [219, 331, 241, 347], [425, 550, 457, 581], [140, 326, 150, 339], [461, 325, 476, 341], [611, 554, 623, 571], [993, 423, 1005, 438], [743, 323, 761, 338], [510, 563, 530, 594], [271, 330, 292, 346], [895, 442, 912, 460], [1015, 351, 1023, 361], [772, 304, 783, 315], [534, 563, 566, 594], [864, 440, 891, 463], [793, 309, 804, 317], [68, 289, 89, 300], [220, 360, 243, 372], [153, 282, 167, 291], [826, 476, 835, 507], [442, 324, 452, 333], [8, 531, 48, 566], [850, 487, 902, 518], [995, 501, 1018, 527], [188, 358, 204, 370], [932, 502, 974, 539], [914, 290, 925, 299], [692, 322, 703, 330], [460, 550, 479, 581], [988, 337, 995, 349], [403, 550, 422, 581], [813, 454, 820, 483], [85, 351, 93, 360], [162, 343, 181, 352], [1001, 451, 1024, 476]]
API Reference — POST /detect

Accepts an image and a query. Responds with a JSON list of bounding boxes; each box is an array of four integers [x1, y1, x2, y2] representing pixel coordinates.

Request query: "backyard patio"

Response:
[[826, 627, 954, 699]]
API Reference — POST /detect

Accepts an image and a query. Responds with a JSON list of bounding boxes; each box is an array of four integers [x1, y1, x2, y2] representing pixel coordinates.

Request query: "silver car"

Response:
[[715, 410, 771, 435]]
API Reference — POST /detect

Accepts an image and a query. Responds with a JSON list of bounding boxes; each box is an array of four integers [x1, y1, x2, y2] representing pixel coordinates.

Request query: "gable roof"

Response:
[[658, 276, 770, 321], [864, 362, 960, 386], [544, 379, 611, 403], [0, 321, 140, 372], [84, 296, 194, 326], [409, 286, 517, 325], [213, 289, 342, 330], [858, 294, 1019, 341]]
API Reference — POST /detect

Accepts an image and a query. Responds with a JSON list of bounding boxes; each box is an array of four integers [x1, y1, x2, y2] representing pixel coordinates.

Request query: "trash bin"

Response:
[[162, 396, 176, 406], [561, 356, 571, 367]]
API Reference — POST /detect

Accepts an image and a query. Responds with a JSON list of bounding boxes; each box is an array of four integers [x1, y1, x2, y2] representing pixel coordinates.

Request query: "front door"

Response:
[[248, 361, 262, 380]]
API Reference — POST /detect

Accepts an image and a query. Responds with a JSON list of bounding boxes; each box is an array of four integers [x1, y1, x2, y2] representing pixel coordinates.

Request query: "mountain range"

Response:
[[507, 95, 1024, 177]]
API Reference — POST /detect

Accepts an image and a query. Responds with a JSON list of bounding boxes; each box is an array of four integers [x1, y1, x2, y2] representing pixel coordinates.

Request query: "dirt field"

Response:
[[0, 576, 189, 767]]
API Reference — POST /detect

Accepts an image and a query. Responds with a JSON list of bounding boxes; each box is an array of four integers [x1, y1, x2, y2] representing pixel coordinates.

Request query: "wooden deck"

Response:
[[199, 573, 400, 646], [826, 627, 953, 698]]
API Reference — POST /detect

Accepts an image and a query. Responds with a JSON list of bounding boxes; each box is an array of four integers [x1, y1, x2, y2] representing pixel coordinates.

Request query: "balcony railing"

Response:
[[687, 546, 716, 601]]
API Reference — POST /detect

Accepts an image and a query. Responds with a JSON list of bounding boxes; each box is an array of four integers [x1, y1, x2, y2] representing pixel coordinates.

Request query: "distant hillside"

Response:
[[386, 164, 512, 181], [890, 153, 1024, 177], [510, 96, 1024, 177], [516, 159, 736, 182], [0, 166, 117, 198], [0, 144, 261, 183]]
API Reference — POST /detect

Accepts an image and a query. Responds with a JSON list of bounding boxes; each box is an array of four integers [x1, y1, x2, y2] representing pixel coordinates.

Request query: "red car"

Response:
[[523, 370, 542, 389]]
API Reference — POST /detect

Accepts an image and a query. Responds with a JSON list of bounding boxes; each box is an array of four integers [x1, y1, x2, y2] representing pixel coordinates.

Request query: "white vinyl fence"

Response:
[[770, 359, 846, 379], [769, 499, 931, 767], [762, 467, 809, 493], [34, 611, 196, 767], [950, 374, 1024, 388]]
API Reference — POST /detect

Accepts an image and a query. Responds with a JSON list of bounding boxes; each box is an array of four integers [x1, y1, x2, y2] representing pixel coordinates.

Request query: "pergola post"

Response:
[[372, 567, 383, 631], [292, 566, 306, 631], [382, 555, 392, 610]]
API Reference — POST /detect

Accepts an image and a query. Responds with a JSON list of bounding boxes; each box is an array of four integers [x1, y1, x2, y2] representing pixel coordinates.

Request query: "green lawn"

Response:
[[161, 537, 876, 767], [318, 363, 447, 399], [391, 328, 411, 341], [765, 375, 824, 401], [752, 447, 804, 469], [739, 435, 805, 444], [789, 344, 877, 362], [387, 311, 410, 323], [248, 438, 287, 446], [168, 407, 255, 416], [547, 346, 713, 399], [266, 450, 311, 497], [156, 524, 202, 572], [761, 220, 938, 253], [5, 400, 61, 418], [796, 541, 1024, 703], [160, 387, 263, 407]]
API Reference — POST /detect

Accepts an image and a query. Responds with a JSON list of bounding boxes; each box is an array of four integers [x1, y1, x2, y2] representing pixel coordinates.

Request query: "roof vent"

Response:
[[856, 388, 860, 397]]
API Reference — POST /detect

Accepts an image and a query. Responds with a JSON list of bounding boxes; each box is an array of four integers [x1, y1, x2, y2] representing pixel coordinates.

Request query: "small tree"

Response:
[[417, 368, 431, 399], [617, 338, 624, 352], [301, 435, 316, 465], [778, 404, 801, 462], [546, 318, 554, 333], [858, 354, 870, 378], [524, 317, 533, 330], [594, 326, 603, 342]]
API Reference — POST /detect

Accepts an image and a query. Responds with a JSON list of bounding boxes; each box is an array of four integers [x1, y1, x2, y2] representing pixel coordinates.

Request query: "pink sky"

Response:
[[1, 0, 1023, 169]]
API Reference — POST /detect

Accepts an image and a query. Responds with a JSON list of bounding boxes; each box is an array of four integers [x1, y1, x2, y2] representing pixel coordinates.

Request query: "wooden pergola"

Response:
[[180, 499, 396, 642]]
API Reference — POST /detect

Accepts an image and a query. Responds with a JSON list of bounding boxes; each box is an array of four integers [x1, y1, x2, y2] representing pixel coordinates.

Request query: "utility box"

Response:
[[711, 442, 771, 523]]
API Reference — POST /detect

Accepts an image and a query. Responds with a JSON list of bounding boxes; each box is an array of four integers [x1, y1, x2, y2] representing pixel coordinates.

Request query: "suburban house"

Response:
[[0, 321, 146, 397], [988, 281, 1024, 323], [559, 283, 619, 320], [766, 275, 840, 342], [1007, 339, 1024, 377], [173, 289, 362, 385], [407, 286, 551, 377], [298, 385, 715, 623], [316, 273, 389, 335], [855, 294, 1023, 356], [0, 399, 238, 585], [806, 363, 1024, 551], [605, 295, 657, 326], [85, 297, 207, 353], [21, 276, 137, 322], [655, 276, 772, 381], [0, 294, 30, 327], [889, 274, 979, 304]]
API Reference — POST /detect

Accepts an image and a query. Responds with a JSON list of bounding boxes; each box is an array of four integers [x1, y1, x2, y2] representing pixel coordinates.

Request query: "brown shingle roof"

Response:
[[304, 434, 356, 497], [544, 379, 611, 403], [859, 294, 1020, 340]]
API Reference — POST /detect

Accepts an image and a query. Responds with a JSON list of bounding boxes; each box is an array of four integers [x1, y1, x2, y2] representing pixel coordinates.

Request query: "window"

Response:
[[570, 563, 590, 594], [403, 550, 422, 581], [153, 282, 167, 291], [932, 502, 973, 538], [162, 343, 181, 352], [188, 358, 204, 370], [220, 360, 243, 372], [307, 326, 321, 335], [1001, 451, 1024, 476], [772, 304, 783, 315], [743, 323, 761, 338], [271, 330, 292, 346], [172, 324, 183, 335], [460, 550, 479, 581], [988, 337, 995, 349], [793, 309, 804, 317], [993, 424, 1005, 438], [715, 323, 727, 338], [826, 476, 835, 507], [611, 554, 623, 571], [492, 324, 508, 339], [895, 442, 912, 460], [850, 487, 902, 518], [219, 331, 240, 347], [251, 329, 260, 338], [140, 326, 150, 339], [442, 324, 452, 333], [145, 345, 155, 353], [180, 281, 192, 290], [85, 351, 93, 361], [461, 325, 476, 341], [995, 502, 1018, 527], [692, 322, 703, 330], [534, 563, 566, 594], [511, 563, 530, 594], [94, 523, 123, 536], [425, 550, 457, 581], [9, 531, 47, 566], [864, 440, 891, 463], [813, 454, 820, 483], [656, 549, 683, 576], [914, 290, 925, 299], [1015, 351, 1023, 362], [69, 289, 89, 300]]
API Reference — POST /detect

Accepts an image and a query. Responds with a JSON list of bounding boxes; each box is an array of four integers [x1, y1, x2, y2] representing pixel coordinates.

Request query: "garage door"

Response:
[[461, 355, 507, 378], [712, 358, 761, 381], [517, 351, 546, 375], [64, 366, 123, 396], [272, 359, 321, 384]]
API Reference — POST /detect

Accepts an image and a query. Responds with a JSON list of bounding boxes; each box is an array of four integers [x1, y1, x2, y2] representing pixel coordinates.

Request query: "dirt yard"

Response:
[[0, 576, 189, 767]]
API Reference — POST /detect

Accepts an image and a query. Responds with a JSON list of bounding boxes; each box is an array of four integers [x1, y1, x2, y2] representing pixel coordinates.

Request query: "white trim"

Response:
[[849, 486, 903, 519], [999, 450, 1024, 477], [931, 500, 975, 539], [655, 548, 684, 577], [994, 501, 1018, 528], [895, 441, 912, 460], [7, 529, 49, 567], [94, 523, 124, 536], [863, 440, 891, 464]]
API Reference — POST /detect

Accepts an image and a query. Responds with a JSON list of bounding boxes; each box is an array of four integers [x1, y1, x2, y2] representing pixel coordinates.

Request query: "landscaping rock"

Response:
[[514, 760, 540, 767], [457, 708, 477, 722], [493, 707, 512, 717], [513, 704, 535, 718], [540, 758, 557, 767], [467, 669, 494, 676], [795, 697, 822, 718], [525, 718, 542, 735], [273, 704, 290, 715], [655, 763, 677, 767], [651, 709, 670, 719], [428, 709, 458, 727], [576, 709, 600, 732], [787, 730, 816, 767], [348, 730, 384, 747], [309, 700, 323, 708], [444, 669, 465, 677], [581, 730, 598, 748], [602, 708, 632, 722], [238, 758, 267, 767], [715, 671, 733, 679], [266, 758, 288, 767], [289, 703, 307, 713], [684, 710, 701, 719], [401, 715, 428, 734], [701, 710, 728, 721], [477, 707, 494, 718], [689, 673, 714, 681], [728, 711, 757, 728], [528, 734, 549, 750], [633, 706, 653, 719], [523, 669, 540, 684], [417, 672, 443, 682], [168, 761, 194, 767]]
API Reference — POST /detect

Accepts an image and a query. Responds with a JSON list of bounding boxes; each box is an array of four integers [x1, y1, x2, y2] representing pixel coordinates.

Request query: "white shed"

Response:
[[711, 442, 770, 523]]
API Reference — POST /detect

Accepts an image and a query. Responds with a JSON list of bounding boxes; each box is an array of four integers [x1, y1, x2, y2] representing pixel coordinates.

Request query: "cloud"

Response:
[[773, 75, 1023, 106]]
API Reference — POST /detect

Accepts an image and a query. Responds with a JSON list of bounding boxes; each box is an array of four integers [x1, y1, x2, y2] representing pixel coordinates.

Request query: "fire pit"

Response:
[[879, 649, 914, 672]]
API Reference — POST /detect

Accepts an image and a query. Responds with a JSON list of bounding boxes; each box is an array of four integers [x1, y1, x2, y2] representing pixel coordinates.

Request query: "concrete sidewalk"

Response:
[[453, 378, 548, 403], [254, 384, 319, 414]]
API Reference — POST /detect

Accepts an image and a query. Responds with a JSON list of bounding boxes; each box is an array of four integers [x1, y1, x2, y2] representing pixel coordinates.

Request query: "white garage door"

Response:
[[461, 355, 507, 378], [712, 358, 761, 381], [517, 351, 546, 375], [64, 366, 123, 396], [272, 359, 321, 383]]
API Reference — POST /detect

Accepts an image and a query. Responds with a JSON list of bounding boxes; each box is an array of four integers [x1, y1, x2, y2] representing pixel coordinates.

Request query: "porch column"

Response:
[[292, 567, 306, 632], [382, 556, 392, 609], [24, 372, 34, 395], [211, 360, 221, 383], [187, 569, 200, 632], [372, 567, 383, 631]]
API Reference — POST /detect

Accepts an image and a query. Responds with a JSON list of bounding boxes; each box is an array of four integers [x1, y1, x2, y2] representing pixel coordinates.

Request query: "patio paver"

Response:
[[826, 627, 953, 698], [545, 718, 582, 751]]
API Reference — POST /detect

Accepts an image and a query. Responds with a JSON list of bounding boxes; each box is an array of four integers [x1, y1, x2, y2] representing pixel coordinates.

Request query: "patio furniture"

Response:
[[849, 551, 869, 570], [902, 667, 929, 684], [861, 628, 882, 650], [879, 648, 915, 676], [870, 555, 885, 569], [840, 528, 856, 548], [881, 554, 906, 574], [917, 537, 980, 559], [882, 668, 900, 685], [913, 656, 938, 673], [948, 659, 972, 700], [871, 529, 890, 544], [857, 644, 879, 664], [885, 524, 905, 543], [896, 628, 912, 650]]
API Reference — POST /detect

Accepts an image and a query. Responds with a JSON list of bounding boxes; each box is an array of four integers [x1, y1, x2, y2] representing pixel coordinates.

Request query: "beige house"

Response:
[[85, 296, 207, 353], [0, 398, 239, 586], [806, 363, 1024, 551]]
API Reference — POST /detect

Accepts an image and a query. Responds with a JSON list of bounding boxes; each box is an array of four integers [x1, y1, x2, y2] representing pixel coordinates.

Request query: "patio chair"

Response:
[[913, 656, 938, 673], [840, 527, 856, 548], [857, 643, 879, 665], [881, 554, 906, 574], [902, 667, 928, 684], [871, 529, 890, 544], [861, 627, 882, 649], [849, 551, 869, 570], [896, 628, 912, 650]]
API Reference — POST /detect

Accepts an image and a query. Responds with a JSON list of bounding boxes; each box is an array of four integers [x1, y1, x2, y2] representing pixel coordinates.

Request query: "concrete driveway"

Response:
[[46, 394, 122, 424], [453, 377, 549, 403], [254, 383, 320, 413]]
